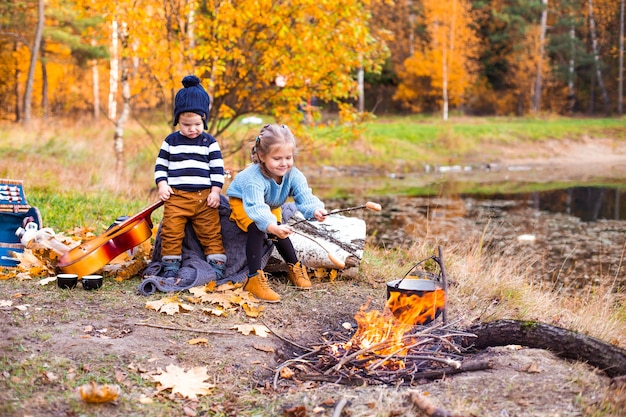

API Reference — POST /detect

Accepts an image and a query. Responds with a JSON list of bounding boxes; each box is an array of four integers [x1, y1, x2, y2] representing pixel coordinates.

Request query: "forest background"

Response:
[[1, 0, 625, 140]]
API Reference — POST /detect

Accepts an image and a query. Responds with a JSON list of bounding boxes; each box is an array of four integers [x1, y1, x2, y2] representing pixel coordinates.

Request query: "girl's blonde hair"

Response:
[[251, 124, 297, 177]]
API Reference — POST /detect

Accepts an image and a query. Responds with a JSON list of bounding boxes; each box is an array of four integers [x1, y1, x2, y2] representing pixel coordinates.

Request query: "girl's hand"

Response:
[[267, 223, 293, 240], [157, 182, 173, 201], [314, 208, 328, 222]]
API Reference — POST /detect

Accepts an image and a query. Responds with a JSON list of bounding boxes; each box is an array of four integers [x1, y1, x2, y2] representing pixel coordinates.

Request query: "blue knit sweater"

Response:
[[154, 131, 225, 191], [226, 164, 324, 233]]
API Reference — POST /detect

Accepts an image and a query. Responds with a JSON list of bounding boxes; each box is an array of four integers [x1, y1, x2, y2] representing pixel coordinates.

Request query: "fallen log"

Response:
[[460, 319, 626, 377]]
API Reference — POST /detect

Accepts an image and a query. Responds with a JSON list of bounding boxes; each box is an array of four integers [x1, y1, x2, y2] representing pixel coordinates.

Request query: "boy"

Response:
[[154, 75, 227, 279]]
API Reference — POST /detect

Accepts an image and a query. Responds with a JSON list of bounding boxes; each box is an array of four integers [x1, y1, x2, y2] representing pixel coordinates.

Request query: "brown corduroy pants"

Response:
[[160, 188, 225, 257]]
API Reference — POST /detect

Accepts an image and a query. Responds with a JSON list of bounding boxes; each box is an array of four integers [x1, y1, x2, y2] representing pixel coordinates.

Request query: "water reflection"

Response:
[[468, 186, 625, 222]]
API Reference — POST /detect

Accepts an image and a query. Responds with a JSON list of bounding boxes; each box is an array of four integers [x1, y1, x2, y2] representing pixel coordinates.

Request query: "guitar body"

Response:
[[57, 201, 163, 277]]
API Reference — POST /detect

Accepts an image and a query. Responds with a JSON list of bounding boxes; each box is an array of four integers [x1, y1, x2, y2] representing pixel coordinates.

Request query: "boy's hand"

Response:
[[206, 189, 221, 208], [157, 182, 173, 201]]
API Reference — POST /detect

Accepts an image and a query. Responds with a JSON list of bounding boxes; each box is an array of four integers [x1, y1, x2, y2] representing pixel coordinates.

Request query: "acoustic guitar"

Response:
[[57, 200, 164, 277]]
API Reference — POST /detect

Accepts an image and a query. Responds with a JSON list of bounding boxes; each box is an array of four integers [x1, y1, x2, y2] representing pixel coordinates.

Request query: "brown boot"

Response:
[[287, 261, 312, 289], [243, 271, 281, 303]]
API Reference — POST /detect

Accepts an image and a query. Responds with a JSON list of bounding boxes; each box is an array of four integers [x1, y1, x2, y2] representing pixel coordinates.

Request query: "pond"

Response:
[[313, 170, 626, 293]]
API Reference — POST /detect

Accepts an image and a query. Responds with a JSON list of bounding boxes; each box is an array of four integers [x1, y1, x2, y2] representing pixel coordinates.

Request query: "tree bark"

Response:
[[533, 0, 548, 114], [588, 0, 611, 115], [617, 0, 624, 116], [40, 39, 48, 119], [22, 0, 44, 124], [108, 19, 119, 121], [567, 23, 576, 114], [461, 319, 626, 378], [113, 22, 130, 184]]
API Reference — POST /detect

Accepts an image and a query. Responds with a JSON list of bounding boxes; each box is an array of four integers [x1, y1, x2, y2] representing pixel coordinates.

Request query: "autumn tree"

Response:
[[394, 0, 479, 118]]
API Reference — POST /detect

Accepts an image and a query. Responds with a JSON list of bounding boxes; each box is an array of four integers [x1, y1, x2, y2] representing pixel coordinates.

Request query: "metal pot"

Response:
[[385, 258, 446, 325]]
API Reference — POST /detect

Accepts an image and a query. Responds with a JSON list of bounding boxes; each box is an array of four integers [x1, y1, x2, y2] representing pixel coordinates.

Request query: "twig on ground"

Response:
[[134, 322, 232, 335], [407, 390, 466, 417]]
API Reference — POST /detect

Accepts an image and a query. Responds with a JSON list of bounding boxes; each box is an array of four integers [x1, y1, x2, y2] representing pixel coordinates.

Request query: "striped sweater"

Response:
[[154, 131, 224, 191]]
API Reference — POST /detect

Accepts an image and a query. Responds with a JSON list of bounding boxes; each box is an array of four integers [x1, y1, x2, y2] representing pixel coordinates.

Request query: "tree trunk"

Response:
[[588, 0, 611, 115], [533, 0, 548, 114], [113, 22, 130, 184], [92, 59, 100, 120], [567, 23, 576, 114], [357, 66, 365, 113], [617, 0, 624, 116], [40, 39, 48, 119], [91, 39, 100, 120], [13, 41, 21, 122], [22, 0, 44, 124], [461, 319, 626, 378], [108, 19, 119, 121]]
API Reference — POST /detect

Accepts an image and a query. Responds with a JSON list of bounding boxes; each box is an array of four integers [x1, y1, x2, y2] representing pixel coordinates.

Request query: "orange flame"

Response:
[[330, 288, 445, 369], [386, 288, 445, 326]]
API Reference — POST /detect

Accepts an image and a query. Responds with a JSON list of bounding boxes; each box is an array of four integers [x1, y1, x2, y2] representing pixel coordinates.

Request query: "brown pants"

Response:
[[160, 188, 224, 257]]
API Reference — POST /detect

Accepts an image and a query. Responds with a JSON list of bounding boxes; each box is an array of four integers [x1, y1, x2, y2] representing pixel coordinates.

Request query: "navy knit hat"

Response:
[[173, 75, 210, 130]]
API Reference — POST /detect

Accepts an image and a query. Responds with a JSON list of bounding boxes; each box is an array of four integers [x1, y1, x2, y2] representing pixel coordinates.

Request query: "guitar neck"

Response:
[[125, 200, 164, 225]]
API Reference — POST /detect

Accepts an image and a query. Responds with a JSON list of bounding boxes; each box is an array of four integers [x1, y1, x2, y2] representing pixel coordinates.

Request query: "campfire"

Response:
[[274, 249, 490, 388]]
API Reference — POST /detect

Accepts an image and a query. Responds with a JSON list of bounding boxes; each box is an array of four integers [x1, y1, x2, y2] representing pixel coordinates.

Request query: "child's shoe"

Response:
[[287, 261, 312, 289], [207, 254, 227, 280], [162, 256, 181, 278], [243, 270, 280, 303]]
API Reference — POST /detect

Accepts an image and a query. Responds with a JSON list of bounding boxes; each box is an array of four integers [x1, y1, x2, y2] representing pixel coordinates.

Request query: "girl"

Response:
[[226, 124, 327, 302]]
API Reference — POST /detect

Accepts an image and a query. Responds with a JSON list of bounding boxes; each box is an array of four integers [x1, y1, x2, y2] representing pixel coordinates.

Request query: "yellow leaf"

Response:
[[145, 296, 194, 315], [200, 307, 227, 317], [151, 364, 215, 399], [241, 303, 264, 318], [231, 324, 271, 338], [78, 381, 120, 403], [280, 367, 295, 379], [188, 337, 209, 345]]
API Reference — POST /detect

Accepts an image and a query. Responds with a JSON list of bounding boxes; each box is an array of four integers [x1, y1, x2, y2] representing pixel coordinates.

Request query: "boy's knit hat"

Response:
[[173, 75, 210, 129]]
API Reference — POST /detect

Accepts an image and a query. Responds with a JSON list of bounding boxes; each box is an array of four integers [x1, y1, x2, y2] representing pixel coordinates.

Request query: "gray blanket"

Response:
[[137, 195, 296, 295]]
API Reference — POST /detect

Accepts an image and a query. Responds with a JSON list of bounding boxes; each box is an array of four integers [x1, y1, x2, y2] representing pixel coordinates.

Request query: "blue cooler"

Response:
[[0, 180, 42, 267]]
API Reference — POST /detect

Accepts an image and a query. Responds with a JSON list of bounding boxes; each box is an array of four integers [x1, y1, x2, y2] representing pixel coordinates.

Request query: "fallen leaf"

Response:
[[146, 296, 194, 315], [329, 269, 338, 283], [524, 361, 541, 373], [78, 381, 121, 403], [200, 307, 227, 317], [0, 300, 12, 307], [253, 344, 275, 353], [241, 303, 264, 318], [188, 337, 209, 345], [280, 367, 295, 379], [151, 364, 215, 399], [231, 324, 271, 337], [39, 277, 57, 285], [284, 404, 308, 417]]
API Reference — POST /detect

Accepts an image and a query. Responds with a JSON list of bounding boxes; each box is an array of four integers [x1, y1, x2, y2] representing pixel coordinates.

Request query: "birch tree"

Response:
[[394, 0, 479, 116], [588, 0, 611, 114]]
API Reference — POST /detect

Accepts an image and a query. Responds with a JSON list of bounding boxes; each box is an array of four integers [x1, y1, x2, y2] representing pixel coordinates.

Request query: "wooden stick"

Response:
[[290, 201, 382, 226], [134, 322, 232, 335], [291, 229, 346, 269], [407, 390, 466, 417]]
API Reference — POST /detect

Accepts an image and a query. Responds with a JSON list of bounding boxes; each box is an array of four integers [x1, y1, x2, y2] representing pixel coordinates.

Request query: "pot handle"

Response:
[[394, 255, 439, 288]]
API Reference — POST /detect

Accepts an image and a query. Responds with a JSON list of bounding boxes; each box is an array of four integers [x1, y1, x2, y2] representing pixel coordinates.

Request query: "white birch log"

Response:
[[267, 212, 367, 278]]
